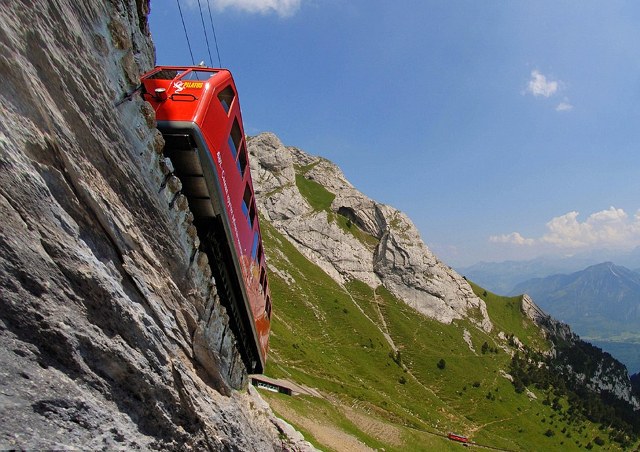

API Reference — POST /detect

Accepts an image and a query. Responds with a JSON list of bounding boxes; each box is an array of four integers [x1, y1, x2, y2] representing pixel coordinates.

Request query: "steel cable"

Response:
[[206, 0, 223, 67], [196, 0, 214, 67], [175, 0, 195, 65]]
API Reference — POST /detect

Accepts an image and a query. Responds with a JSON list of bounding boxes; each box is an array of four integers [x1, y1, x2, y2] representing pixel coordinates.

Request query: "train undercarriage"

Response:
[[160, 128, 261, 378]]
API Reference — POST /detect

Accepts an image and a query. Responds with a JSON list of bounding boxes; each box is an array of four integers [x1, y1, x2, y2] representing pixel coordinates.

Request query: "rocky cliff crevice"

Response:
[[0, 1, 302, 449], [249, 132, 492, 332]]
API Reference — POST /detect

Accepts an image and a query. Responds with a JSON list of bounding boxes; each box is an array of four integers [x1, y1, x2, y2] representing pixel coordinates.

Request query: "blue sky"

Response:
[[149, 0, 640, 266]]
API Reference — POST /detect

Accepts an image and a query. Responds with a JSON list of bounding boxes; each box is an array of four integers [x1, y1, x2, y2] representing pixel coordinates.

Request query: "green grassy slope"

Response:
[[259, 218, 631, 451]]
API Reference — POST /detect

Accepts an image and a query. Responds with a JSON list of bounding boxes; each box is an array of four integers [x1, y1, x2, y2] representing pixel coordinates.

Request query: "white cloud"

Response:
[[212, 0, 301, 16], [490, 207, 640, 252], [525, 71, 573, 112], [527, 70, 559, 98], [556, 101, 573, 112], [489, 232, 535, 246]]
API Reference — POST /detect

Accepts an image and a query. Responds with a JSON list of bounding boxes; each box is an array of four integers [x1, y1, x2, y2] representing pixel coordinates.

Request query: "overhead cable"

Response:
[[176, 0, 195, 65], [206, 0, 223, 67], [196, 0, 214, 67]]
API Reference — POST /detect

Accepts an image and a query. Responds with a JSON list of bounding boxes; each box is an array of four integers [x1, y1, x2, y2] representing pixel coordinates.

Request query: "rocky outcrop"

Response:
[[249, 133, 491, 331], [0, 1, 295, 449], [521, 296, 639, 409], [520, 294, 548, 326]]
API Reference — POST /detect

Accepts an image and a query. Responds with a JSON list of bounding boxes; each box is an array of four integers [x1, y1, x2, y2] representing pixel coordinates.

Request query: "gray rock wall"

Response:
[[0, 1, 291, 449]]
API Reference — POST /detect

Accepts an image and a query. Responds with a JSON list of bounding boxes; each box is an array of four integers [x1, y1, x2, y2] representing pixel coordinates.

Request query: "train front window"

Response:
[[147, 69, 180, 80], [181, 70, 217, 81]]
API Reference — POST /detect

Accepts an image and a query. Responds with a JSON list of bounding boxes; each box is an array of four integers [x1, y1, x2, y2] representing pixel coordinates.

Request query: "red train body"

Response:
[[140, 66, 271, 373], [447, 432, 469, 443]]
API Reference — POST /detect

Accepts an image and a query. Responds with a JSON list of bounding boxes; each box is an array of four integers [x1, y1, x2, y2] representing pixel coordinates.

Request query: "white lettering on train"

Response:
[[217, 151, 248, 278]]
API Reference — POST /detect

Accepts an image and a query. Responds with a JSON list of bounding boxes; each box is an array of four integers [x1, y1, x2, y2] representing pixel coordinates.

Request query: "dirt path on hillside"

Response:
[[466, 405, 533, 441], [330, 396, 405, 448], [268, 397, 375, 452], [372, 289, 398, 352]]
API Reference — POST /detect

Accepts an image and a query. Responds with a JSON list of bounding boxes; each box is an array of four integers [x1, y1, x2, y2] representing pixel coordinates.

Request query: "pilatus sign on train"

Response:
[[141, 66, 271, 373]]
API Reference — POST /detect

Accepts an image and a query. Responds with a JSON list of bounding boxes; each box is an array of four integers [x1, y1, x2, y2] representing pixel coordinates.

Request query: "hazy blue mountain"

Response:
[[510, 262, 640, 373], [457, 247, 640, 295], [509, 262, 640, 327], [457, 257, 594, 295]]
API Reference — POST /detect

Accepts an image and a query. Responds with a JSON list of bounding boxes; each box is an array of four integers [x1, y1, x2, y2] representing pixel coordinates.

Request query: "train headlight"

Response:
[[155, 88, 168, 101]]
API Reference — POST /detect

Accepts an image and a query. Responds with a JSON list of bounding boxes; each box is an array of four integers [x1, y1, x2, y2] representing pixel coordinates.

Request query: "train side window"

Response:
[[228, 118, 242, 161], [227, 136, 237, 160], [217, 85, 235, 114], [265, 296, 272, 320], [259, 268, 269, 298], [248, 199, 256, 227], [259, 267, 266, 292], [237, 143, 248, 176], [148, 69, 180, 80], [251, 231, 260, 261], [256, 243, 263, 265], [242, 185, 252, 226]]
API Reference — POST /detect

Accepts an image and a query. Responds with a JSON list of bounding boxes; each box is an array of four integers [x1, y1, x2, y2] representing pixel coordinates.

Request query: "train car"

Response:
[[447, 432, 469, 444], [140, 66, 271, 373]]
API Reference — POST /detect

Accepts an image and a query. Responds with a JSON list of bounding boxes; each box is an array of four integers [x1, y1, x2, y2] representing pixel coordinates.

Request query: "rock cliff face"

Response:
[[521, 295, 639, 409], [0, 1, 300, 449], [249, 132, 492, 331]]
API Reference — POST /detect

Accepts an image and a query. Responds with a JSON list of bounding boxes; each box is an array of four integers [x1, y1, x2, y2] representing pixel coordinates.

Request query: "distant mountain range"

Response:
[[509, 262, 640, 331], [457, 248, 640, 295], [509, 262, 640, 373]]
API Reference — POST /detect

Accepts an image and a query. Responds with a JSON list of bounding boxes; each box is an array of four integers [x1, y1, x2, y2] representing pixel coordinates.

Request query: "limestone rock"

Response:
[[521, 294, 550, 326], [0, 1, 295, 449], [248, 133, 492, 332], [250, 133, 306, 222]]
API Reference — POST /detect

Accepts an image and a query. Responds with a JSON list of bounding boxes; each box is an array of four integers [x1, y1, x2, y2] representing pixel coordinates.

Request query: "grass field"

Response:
[[258, 212, 632, 451]]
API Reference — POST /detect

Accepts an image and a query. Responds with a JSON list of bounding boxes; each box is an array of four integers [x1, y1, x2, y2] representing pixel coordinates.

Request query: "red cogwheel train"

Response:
[[447, 432, 469, 444], [140, 66, 271, 373]]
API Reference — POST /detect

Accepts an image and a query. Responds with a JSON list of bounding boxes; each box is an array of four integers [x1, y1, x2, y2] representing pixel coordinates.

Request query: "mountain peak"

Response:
[[511, 261, 640, 372], [249, 133, 492, 331]]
